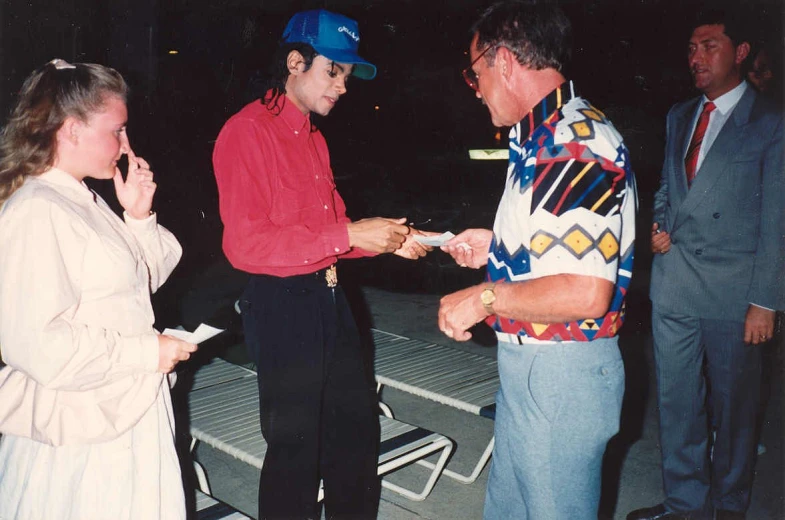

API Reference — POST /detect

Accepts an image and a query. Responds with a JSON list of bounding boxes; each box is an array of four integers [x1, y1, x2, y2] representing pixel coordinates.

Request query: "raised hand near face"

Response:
[[114, 147, 156, 220]]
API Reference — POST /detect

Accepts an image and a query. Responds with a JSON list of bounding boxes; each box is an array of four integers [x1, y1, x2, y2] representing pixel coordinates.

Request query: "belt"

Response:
[[254, 265, 338, 287], [311, 264, 338, 287], [495, 331, 559, 345], [495, 332, 525, 344]]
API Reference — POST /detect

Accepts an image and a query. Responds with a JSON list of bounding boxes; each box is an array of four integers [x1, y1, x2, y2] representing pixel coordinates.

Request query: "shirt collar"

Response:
[[265, 90, 312, 136], [702, 80, 747, 115], [517, 80, 578, 141], [38, 168, 95, 200]]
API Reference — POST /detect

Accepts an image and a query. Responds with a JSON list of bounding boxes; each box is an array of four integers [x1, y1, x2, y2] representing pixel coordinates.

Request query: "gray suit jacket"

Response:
[[650, 86, 785, 321]]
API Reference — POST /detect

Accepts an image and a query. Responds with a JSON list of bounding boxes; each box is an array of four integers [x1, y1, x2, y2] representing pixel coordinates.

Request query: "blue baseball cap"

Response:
[[282, 9, 377, 80]]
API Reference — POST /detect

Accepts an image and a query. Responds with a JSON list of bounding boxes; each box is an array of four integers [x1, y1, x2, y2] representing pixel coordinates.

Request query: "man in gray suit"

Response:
[[627, 8, 784, 520]]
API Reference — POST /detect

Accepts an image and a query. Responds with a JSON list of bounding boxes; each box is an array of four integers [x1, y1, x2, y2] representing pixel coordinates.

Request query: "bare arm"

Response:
[[438, 274, 614, 341]]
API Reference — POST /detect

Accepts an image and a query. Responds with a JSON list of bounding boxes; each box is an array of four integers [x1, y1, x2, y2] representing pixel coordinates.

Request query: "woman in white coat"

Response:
[[0, 59, 197, 520]]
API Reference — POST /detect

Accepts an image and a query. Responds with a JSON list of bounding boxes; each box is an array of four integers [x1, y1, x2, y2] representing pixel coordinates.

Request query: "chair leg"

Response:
[[378, 400, 394, 419], [415, 436, 494, 485], [190, 437, 211, 494], [377, 383, 394, 419], [381, 437, 454, 501], [193, 460, 211, 494]]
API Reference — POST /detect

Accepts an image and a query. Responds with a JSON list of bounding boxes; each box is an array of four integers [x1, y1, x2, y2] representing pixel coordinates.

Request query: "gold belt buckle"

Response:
[[325, 264, 338, 288]]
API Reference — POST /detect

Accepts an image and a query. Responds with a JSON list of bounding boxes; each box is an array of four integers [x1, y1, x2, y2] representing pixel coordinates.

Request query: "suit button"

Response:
[[713, 213, 721, 219], [695, 249, 703, 255], [671, 239, 677, 245]]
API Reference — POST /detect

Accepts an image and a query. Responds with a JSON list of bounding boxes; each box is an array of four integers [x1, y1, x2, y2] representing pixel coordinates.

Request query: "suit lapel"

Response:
[[671, 88, 757, 232], [675, 101, 699, 192], [669, 99, 701, 230]]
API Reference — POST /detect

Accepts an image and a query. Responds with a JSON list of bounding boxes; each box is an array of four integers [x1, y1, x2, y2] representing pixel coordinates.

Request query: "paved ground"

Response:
[[185, 284, 783, 520]]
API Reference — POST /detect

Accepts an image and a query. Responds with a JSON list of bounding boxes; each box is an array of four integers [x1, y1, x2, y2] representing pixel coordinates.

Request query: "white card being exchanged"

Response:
[[162, 323, 224, 344], [413, 231, 456, 247]]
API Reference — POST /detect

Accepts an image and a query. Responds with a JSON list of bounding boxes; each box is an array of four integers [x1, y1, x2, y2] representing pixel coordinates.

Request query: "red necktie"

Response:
[[684, 101, 716, 186]]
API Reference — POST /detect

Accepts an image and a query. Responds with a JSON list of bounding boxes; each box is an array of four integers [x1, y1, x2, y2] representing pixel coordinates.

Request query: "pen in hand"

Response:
[[408, 218, 432, 227]]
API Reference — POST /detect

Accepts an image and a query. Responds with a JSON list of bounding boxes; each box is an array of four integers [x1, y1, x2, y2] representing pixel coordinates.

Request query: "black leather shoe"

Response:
[[627, 504, 691, 520], [715, 510, 745, 520]]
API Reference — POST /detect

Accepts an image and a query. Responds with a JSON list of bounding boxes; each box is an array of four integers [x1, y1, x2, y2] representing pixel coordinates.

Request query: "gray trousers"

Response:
[[652, 309, 762, 515]]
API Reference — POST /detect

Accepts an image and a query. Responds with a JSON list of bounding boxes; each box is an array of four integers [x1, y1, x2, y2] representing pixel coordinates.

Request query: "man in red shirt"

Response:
[[212, 9, 429, 520]]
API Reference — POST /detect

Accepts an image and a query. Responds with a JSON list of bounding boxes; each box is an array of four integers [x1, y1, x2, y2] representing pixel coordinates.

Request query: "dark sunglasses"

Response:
[[462, 45, 493, 91]]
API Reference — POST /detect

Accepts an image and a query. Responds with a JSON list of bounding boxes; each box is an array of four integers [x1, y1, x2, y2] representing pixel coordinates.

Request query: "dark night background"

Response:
[[0, 0, 783, 330]]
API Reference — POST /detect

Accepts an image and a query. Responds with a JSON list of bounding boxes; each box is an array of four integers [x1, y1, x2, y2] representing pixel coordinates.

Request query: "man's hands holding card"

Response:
[[394, 227, 440, 259], [366, 222, 491, 264], [440, 228, 492, 269]]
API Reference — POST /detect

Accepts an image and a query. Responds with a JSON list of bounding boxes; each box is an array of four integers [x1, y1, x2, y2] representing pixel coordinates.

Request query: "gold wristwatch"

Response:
[[480, 283, 497, 315]]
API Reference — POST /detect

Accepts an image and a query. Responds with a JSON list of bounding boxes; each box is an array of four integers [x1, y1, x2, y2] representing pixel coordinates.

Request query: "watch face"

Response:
[[481, 289, 496, 305]]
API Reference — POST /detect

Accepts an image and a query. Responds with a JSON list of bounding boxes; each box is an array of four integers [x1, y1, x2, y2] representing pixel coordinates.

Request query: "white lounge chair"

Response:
[[186, 357, 257, 492], [372, 328, 499, 484], [186, 358, 454, 502]]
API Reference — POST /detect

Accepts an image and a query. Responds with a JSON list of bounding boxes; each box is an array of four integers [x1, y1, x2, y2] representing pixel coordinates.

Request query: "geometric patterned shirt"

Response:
[[485, 81, 637, 342]]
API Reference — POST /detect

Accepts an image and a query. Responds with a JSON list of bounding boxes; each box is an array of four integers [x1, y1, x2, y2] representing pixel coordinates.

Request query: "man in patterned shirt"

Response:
[[438, 2, 637, 518]]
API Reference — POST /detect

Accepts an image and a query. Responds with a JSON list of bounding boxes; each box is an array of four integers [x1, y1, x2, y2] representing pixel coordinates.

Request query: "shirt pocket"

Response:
[[270, 170, 322, 224]]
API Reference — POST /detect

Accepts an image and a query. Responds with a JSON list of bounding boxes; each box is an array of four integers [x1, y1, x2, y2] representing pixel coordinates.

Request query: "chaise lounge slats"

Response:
[[191, 358, 255, 391], [371, 328, 500, 484], [187, 358, 454, 503]]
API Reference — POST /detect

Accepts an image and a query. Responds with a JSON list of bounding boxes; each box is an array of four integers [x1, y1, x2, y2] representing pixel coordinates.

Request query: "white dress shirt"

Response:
[[689, 80, 748, 172]]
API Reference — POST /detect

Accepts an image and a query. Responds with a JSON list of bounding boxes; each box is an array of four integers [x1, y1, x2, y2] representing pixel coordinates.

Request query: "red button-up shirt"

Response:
[[213, 94, 371, 276]]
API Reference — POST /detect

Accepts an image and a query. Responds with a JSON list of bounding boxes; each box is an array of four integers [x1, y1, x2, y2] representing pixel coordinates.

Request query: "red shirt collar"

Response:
[[264, 90, 312, 135]]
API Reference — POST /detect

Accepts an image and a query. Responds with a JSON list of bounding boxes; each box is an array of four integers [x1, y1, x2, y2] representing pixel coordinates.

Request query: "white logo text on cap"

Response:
[[338, 26, 359, 42]]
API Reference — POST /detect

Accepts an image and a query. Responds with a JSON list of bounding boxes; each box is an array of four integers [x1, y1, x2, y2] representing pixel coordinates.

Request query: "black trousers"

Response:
[[240, 271, 381, 520]]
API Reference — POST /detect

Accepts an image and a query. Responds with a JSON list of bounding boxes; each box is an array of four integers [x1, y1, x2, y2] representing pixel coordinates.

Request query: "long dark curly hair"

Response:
[[260, 43, 317, 116]]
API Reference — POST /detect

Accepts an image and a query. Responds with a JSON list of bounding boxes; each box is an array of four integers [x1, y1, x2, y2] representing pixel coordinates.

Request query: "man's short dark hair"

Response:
[[692, 7, 751, 48], [471, 0, 571, 71], [690, 7, 753, 74]]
